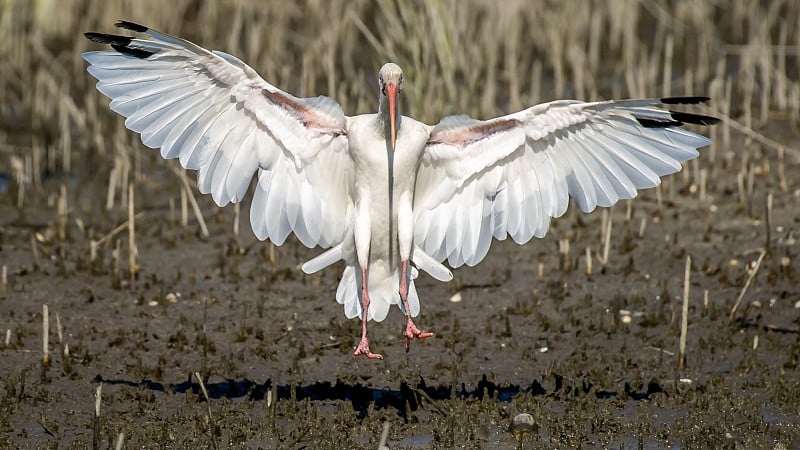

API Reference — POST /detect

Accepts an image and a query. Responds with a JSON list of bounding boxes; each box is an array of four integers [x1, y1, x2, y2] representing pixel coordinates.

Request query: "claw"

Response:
[[354, 267, 382, 359], [403, 319, 433, 351], [399, 259, 433, 352], [355, 338, 383, 359]]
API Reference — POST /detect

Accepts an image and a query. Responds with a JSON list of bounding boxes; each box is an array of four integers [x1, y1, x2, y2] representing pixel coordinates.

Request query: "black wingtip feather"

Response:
[[636, 110, 720, 129], [115, 20, 149, 32], [637, 118, 682, 128], [660, 96, 710, 105], [112, 44, 155, 59], [669, 111, 720, 126], [84, 31, 123, 45], [84, 31, 155, 59]]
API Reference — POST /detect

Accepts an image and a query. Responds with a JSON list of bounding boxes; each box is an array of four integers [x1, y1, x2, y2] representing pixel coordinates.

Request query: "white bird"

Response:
[[84, 21, 718, 359]]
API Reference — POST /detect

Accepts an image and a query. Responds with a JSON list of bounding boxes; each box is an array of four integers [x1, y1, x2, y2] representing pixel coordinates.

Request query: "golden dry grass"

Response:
[[3, 0, 799, 133], [1, 0, 798, 200], [1, 0, 797, 218]]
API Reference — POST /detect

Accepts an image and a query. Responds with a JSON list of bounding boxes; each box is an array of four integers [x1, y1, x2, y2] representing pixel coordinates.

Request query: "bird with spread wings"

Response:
[[83, 21, 718, 359]]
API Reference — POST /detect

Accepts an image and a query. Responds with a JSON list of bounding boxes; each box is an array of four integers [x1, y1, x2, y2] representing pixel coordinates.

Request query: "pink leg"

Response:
[[400, 259, 433, 352], [354, 267, 383, 359]]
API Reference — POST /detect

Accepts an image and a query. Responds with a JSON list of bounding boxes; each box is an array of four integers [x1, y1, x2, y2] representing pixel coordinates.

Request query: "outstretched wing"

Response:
[[83, 21, 353, 248], [414, 97, 718, 267]]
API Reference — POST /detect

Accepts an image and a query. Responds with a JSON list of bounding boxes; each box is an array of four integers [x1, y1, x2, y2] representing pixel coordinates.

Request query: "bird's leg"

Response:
[[400, 259, 433, 351], [354, 267, 383, 359]]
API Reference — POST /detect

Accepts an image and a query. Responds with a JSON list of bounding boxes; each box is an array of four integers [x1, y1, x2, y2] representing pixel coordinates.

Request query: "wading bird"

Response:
[[84, 21, 717, 359]]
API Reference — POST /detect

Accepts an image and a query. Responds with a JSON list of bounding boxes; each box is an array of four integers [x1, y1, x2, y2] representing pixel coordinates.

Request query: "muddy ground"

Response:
[[1, 2, 800, 445], [1, 112, 799, 449]]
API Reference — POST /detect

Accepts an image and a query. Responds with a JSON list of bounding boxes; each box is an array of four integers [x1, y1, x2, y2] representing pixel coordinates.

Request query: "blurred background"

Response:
[[1, 0, 798, 218]]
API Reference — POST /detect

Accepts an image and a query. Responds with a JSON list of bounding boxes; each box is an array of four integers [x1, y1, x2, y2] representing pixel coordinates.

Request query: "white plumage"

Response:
[[84, 22, 717, 359]]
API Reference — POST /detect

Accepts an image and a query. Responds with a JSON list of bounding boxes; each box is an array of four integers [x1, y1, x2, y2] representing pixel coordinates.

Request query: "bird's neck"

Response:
[[377, 93, 399, 136]]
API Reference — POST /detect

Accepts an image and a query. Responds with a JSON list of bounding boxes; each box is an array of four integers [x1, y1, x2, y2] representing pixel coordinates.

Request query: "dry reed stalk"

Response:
[[194, 372, 220, 450], [90, 240, 98, 264], [679, 255, 691, 369], [55, 313, 62, 345], [729, 250, 767, 321], [269, 243, 277, 276], [765, 192, 773, 252], [120, 155, 130, 208], [530, 60, 542, 105], [668, 176, 675, 204], [30, 233, 39, 270], [722, 77, 732, 149], [233, 202, 241, 238], [114, 433, 125, 450], [169, 196, 176, 223], [684, 67, 694, 96], [105, 165, 118, 210], [600, 209, 608, 242], [558, 238, 570, 271], [42, 304, 49, 365], [710, 110, 800, 159], [585, 247, 592, 276], [1, 265, 6, 293], [59, 99, 71, 174], [57, 185, 67, 241], [745, 164, 755, 217], [600, 210, 613, 267], [93, 383, 102, 450], [41, 303, 49, 382], [128, 183, 137, 282], [378, 422, 391, 450], [662, 34, 673, 98], [736, 172, 746, 210], [9, 153, 28, 208], [180, 187, 189, 228], [655, 184, 663, 210], [112, 239, 120, 289], [268, 382, 277, 419], [172, 165, 210, 238], [92, 212, 145, 248], [699, 169, 707, 203], [777, 147, 788, 193]]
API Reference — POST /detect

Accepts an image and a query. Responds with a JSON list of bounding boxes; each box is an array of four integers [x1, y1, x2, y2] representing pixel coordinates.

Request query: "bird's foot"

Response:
[[354, 338, 383, 359], [403, 319, 434, 351]]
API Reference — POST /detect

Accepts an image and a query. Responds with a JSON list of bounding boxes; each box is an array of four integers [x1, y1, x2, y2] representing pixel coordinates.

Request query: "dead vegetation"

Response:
[[1, 0, 799, 447]]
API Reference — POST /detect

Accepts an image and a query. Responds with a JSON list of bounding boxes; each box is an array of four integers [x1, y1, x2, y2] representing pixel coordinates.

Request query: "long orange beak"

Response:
[[386, 82, 398, 152]]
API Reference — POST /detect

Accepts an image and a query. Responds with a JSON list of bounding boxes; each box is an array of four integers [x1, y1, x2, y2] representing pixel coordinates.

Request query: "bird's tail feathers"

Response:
[[411, 245, 453, 281], [301, 244, 343, 274], [336, 262, 419, 322]]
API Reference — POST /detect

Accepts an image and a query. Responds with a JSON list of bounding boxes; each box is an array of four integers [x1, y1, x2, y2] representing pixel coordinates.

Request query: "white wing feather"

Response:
[[83, 25, 353, 249], [415, 99, 714, 268]]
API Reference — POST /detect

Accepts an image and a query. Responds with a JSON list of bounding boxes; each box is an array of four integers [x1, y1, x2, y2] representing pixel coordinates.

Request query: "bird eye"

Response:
[[400, 75, 404, 83]]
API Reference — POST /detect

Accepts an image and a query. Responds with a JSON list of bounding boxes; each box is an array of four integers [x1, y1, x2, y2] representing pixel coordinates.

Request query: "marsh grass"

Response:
[[1, 0, 797, 235], [0, 1, 796, 212]]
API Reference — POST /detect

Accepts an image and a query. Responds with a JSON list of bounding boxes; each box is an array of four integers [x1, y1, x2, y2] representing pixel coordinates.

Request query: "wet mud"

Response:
[[1, 117, 799, 448]]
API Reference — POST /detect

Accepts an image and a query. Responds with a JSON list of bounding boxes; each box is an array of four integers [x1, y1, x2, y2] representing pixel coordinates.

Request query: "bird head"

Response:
[[378, 63, 403, 152]]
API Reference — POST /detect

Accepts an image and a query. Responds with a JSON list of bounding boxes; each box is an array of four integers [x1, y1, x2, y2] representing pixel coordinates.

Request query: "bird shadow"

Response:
[[95, 373, 662, 421]]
